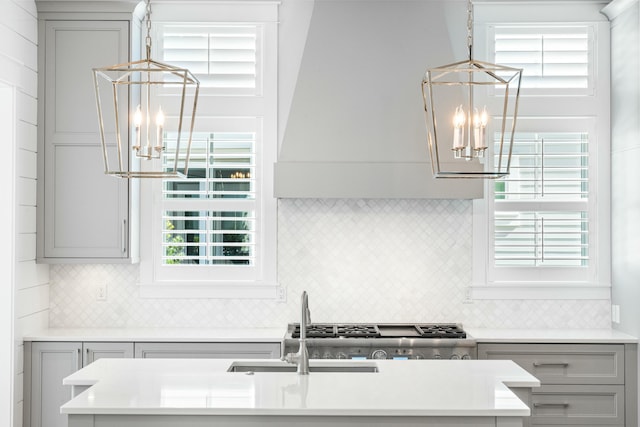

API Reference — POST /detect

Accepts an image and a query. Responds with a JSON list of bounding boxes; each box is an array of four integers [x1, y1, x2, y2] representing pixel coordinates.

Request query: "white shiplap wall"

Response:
[[0, 1, 49, 426]]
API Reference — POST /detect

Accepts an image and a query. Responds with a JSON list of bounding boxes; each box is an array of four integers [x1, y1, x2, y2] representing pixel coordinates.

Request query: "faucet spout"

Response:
[[297, 291, 311, 374], [283, 291, 311, 375]]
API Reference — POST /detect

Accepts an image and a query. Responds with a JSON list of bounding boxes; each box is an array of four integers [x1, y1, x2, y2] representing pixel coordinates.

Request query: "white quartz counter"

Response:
[[467, 328, 637, 343], [22, 327, 285, 343], [61, 358, 540, 417], [23, 327, 637, 344]]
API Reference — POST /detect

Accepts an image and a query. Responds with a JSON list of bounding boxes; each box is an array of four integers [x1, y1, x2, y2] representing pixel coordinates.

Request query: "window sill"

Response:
[[470, 284, 611, 300], [139, 282, 284, 300]]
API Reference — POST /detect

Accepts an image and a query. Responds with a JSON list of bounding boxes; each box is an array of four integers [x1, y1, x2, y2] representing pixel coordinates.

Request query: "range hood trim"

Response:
[[274, 161, 483, 199]]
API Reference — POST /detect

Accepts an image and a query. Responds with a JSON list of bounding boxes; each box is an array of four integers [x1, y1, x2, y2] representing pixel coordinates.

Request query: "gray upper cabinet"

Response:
[[36, 2, 141, 263]]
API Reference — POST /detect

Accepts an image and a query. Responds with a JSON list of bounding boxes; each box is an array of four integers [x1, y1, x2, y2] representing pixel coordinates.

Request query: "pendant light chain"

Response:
[[145, 0, 152, 60], [467, 0, 474, 60]]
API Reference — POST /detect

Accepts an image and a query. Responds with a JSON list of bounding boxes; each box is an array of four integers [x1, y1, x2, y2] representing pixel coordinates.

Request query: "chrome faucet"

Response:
[[284, 291, 311, 375]]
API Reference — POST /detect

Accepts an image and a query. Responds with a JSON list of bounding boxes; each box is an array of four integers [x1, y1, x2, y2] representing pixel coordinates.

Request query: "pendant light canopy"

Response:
[[421, 0, 522, 179], [93, 0, 200, 178]]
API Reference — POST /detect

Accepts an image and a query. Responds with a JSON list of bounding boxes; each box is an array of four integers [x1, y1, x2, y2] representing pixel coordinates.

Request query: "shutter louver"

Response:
[[493, 132, 589, 267], [161, 132, 256, 266], [494, 26, 591, 90], [161, 25, 259, 91]]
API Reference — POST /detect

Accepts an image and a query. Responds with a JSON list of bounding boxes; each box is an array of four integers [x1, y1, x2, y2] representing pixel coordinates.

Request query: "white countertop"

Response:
[[61, 358, 540, 417], [467, 328, 637, 343], [23, 327, 637, 343], [22, 328, 286, 343]]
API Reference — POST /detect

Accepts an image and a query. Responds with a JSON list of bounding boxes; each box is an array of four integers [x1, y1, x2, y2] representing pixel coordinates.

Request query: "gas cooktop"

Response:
[[290, 323, 467, 339]]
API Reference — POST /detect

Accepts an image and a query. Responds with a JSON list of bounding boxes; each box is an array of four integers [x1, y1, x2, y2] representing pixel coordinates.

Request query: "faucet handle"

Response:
[[283, 352, 297, 364]]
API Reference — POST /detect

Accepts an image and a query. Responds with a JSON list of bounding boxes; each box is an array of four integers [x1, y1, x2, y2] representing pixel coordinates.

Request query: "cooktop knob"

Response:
[[322, 352, 333, 359], [371, 349, 388, 360], [336, 352, 348, 359], [450, 354, 460, 360], [433, 354, 442, 359], [462, 354, 470, 360]]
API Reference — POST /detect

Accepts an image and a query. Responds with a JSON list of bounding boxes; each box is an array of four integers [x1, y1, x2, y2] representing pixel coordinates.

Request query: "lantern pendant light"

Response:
[[93, 0, 200, 178], [421, 0, 522, 179]]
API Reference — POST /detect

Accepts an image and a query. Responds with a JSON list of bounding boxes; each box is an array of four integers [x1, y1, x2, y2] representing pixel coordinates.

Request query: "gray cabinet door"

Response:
[[30, 342, 82, 427], [82, 342, 134, 367], [27, 341, 135, 427], [38, 19, 132, 262], [134, 342, 282, 359]]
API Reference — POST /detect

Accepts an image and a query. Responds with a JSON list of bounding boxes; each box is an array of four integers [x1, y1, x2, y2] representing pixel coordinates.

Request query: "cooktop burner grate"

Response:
[[291, 324, 336, 338], [291, 323, 467, 339], [417, 324, 467, 339], [336, 324, 380, 338]]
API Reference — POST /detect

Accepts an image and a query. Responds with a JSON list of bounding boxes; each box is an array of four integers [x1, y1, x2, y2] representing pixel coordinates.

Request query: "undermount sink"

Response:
[[227, 361, 379, 373]]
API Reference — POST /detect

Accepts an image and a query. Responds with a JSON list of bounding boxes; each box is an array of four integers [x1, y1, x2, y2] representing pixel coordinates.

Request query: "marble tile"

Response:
[[49, 199, 610, 329]]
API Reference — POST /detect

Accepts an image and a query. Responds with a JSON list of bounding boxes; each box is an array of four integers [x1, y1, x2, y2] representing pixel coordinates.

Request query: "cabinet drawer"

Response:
[[478, 344, 624, 384], [531, 385, 624, 425], [134, 342, 281, 359]]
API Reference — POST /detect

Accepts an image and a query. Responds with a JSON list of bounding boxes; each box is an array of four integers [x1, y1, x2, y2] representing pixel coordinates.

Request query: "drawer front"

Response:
[[531, 385, 624, 425], [478, 344, 624, 385], [134, 342, 281, 359]]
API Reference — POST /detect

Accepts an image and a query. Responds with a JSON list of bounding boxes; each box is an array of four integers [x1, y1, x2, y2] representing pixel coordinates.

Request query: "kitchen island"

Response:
[[61, 358, 539, 427]]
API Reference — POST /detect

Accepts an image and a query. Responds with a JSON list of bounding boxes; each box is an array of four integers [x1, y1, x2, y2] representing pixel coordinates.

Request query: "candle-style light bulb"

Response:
[[473, 106, 488, 151], [134, 105, 143, 127], [155, 106, 165, 151], [133, 105, 142, 152], [452, 105, 466, 151]]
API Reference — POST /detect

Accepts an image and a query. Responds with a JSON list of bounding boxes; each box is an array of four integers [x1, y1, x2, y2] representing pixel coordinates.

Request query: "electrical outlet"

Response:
[[97, 283, 108, 301], [277, 286, 286, 303], [611, 304, 620, 324], [463, 287, 473, 304]]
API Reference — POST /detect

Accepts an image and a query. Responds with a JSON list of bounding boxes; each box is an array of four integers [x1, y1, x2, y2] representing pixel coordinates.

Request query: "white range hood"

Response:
[[275, 0, 483, 199]]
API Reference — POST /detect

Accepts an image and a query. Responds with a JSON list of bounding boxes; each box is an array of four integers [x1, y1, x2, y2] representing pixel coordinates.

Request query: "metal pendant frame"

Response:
[[93, 58, 200, 178], [421, 58, 522, 179]]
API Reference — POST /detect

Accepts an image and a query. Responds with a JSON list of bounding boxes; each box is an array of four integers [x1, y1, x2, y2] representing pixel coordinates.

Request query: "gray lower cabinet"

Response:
[[24, 341, 134, 427], [478, 343, 638, 427], [134, 342, 282, 359], [24, 340, 281, 427]]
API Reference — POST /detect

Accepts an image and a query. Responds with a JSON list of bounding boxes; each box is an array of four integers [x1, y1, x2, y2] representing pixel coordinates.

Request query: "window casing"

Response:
[[472, 3, 610, 300], [139, 3, 278, 299]]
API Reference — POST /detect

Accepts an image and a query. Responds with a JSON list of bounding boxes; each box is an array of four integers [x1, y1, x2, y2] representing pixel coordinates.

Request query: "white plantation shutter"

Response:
[[161, 132, 257, 266], [493, 132, 589, 268], [159, 25, 260, 93], [494, 211, 588, 267], [493, 25, 592, 93]]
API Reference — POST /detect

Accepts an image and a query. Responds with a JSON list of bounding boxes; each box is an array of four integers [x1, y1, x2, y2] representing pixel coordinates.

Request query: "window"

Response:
[[493, 25, 593, 93], [472, 3, 610, 299], [139, 3, 278, 299], [159, 24, 261, 93], [487, 119, 595, 285]]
